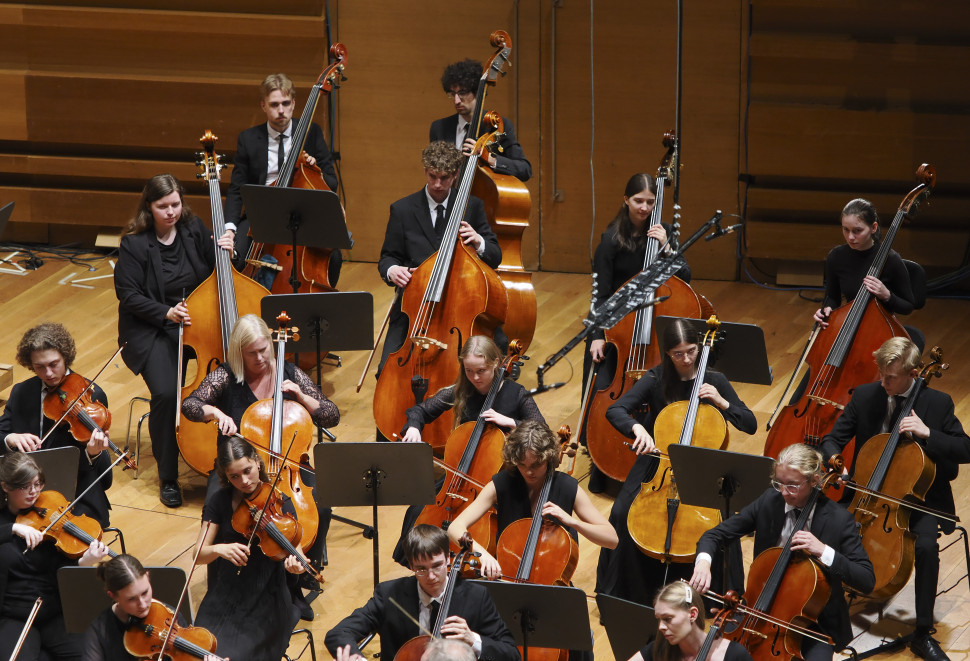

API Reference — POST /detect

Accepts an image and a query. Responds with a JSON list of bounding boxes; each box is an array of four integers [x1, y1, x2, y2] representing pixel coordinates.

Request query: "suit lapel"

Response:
[[255, 125, 269, 185], [414, 190, 439, 248]]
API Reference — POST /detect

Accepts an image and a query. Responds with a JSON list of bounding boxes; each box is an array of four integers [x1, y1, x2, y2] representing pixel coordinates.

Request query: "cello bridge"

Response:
[[806, 395, 845, 411], [412, 336, 447, 351], [742, 628, 768, 640], [856, 508, 876, 524], [626, 370, 646, 381]]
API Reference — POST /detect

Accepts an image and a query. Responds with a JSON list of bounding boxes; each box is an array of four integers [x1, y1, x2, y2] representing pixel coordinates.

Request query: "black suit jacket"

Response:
[[324, 575, 520, 661], [430, 113, 532, 182], [224, 120, 337, 227], [820, 380, 970, 520], [114, 216, 215, 375], [697, 489, 874, 648], [0, 376, 112, 527]]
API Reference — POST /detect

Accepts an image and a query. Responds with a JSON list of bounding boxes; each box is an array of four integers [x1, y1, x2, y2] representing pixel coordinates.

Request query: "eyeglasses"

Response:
[[15, 480, 44, 494], [446, 89, 473, 99], [413, 560, 448, 577], [770, 479, 806, 494], [667, 346, 698, 360]]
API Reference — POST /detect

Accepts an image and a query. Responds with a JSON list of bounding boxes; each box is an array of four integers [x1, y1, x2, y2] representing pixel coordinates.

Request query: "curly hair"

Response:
[[123, 174, 193, 236], [422, 140, 463, 175], [502, 419, 561, 473], [440, 59, 481, 95], [16, 322, 76, 369]]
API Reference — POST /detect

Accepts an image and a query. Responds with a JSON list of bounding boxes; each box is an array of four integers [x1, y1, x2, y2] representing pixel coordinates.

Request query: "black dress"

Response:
[[638, 639, 752, 661], [194, 486, 299, 661], [820, 243, 914, 315], [82, 607, 137, 661]]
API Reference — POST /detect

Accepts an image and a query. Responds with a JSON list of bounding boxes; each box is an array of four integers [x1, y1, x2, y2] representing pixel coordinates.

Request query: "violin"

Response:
[[231, 481, 324, 582], [42, 368, 137, 472], [16, 489, 118, 559], [393, 534, 476, 661], [763, 164, 936, 500], [627, 316, 727, 562], [845, 346, 947, 599], [414, 340, 525, 553], [696, 590, 741, 661], [580, 132, 712, 483], [239, 313, 319, 552], [124, 600, 227, 661], [178, 131, 269, 476], [373, 31, 513, 454], [725, 459, 844, 661]]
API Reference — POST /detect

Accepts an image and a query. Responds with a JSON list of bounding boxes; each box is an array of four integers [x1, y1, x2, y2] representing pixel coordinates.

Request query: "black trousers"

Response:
[[911, 510, 942, 630], [0, 615, 81, 661], [140, 331, 181, 482]]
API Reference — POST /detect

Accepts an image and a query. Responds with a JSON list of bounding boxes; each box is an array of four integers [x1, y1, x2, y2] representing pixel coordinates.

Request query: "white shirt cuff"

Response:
[[695, 552, 713, 567], [225, 223, 237, 232], [472, 632, 482, 657], [475, 235, 485, 255], [819, 545, 835, 567]]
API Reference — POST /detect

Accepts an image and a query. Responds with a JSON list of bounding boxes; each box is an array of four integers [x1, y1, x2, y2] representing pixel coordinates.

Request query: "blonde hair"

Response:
[[259, 73, 295, 100], [450, 335, 503, 429], [774, 443, 823, 482], [227, 314, 274, 383], [652, 582, 706, 661], [873, 336, 920, 372]]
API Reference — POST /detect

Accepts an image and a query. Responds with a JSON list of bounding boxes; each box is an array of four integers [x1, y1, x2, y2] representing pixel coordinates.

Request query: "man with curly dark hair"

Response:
[[0, 322, 113, 526], [431, 59, 532, 182]]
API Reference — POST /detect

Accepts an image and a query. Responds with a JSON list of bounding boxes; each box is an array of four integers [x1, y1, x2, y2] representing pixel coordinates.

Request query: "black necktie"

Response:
[[888, 394, 907, 432], [277, 133, 286, 171], [434, 204, 446, 240], [428, 599, 440, 632]]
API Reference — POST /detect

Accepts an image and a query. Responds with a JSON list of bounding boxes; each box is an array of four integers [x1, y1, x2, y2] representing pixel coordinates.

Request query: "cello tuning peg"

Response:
[[195, 173, 203, 179]]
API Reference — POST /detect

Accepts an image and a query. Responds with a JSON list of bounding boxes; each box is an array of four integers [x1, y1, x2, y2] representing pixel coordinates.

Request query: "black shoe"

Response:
[[294, 592, 315, 621], [159, 481, 182, 508], [911, 634, 950, 661]]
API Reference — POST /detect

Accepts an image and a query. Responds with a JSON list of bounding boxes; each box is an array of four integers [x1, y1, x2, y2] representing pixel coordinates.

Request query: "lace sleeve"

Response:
[[181, 366, 233, 422], [517, 390, 545, 426], [404, 387, 455, 432], [290, 365, 340, 428]]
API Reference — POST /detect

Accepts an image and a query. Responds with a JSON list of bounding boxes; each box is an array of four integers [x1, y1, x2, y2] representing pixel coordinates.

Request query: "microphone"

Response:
[[528, 381, 567, 396], [704, 222, 743, 242]]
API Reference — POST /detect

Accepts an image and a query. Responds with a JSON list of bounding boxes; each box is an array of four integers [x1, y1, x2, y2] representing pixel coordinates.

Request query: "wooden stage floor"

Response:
[[1, 255, 969, 660]]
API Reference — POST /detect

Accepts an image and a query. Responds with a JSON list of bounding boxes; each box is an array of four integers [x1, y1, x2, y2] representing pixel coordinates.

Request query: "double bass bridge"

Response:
[[411, 336, 447, 351], [805, 395, 845, 411]]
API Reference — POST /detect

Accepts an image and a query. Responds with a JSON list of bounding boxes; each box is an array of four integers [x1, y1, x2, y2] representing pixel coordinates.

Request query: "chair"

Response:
[[901, 259, 926, 353], [124, 396, 150, 478], [285, 629, 317, 661]]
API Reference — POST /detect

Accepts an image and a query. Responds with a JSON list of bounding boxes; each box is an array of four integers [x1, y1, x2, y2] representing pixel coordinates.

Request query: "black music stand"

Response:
[[654, 316, 773, 385], [596, 593, 658, 661], [28, 447, 79, 498], [241, 185, 349, 294], [58, 566, 192, 632], [473, 582, 592, 660], [0, 201, 13, 239], [314, 442, 435, 591]]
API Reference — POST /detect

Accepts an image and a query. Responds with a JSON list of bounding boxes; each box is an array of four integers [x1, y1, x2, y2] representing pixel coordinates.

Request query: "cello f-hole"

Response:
[[879, 503, 894, 533], [396, 342, 416, 368]]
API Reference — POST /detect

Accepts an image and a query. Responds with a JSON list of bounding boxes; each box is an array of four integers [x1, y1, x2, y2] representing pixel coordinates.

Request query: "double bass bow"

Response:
[[763, 164, 937, 501], [844, 346, 947, 599], [373, 32, 512, 454], [178, 131, 269, 476], [627, 316, 727, 563], [580, 132, 710, 483]]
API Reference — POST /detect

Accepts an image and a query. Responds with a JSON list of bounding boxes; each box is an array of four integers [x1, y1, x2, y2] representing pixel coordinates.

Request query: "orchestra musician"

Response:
[[595, 318, 756, 605], [626, 581, 752, 661], [193, 436, 307, 660], [0, 452, 110, 661], [113, 174, 235, 508], [431, 59, 532, 182], [224, 72, 340, 281], [582, 172, 692, 492], [689, 444, 875, 661], [820, 337, 970, 661], [325, 524, 520, 661], [376, 140, 502, 376], [180, 313, 339, 619], [0, 323, 112, 526], [447, 419, 618, 577]]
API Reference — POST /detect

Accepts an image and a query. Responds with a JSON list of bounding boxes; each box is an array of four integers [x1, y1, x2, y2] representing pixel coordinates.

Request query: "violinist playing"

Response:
[[596, 318, 756, 605], [0, 323, 112, 527], [193, 436, 307, 661], [392, 335, 544, 566], [627, 582, 752, 661], [82, 553, 221, 661], [820, 338, 969, 661], [689, 444, 875, 661], [583, 173, 692, 493], [447, 419, 618, 578], [325, 524, 520, 661], [0, 452, 110, 661], [114, 173, 235, 508]]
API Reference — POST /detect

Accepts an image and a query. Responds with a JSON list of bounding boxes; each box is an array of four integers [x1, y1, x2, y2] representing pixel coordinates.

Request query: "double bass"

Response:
[[763, 164, 936, 500], [414, 341, 525, 552], [580, 132, 711, 483], [244, 43, 349, 294], [373, 32, 513, 453], [845, 347, 946, 599], [627, 316, 727, 562], [177, 131, 269, 475]]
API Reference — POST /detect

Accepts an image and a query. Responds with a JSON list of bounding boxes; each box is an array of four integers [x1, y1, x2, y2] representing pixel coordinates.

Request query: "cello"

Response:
[[471, 112, 537, 351], [243, 43, 349, 294], [580, 132, 710, 483], [178, 131, 269, 476], [845, 346, 946, 599], [414, 340, 525, 553], [373, 32, 512, 453], [239, 312, 318, 551], [763, 164, 936, 500], [627, 316, 727, 562]]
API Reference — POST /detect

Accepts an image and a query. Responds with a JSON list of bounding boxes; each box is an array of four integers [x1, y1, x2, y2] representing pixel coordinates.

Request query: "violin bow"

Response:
[[240, 430, 300, 554], [175, 288, 186, 436], [158, 521, 213, 659], [38, 344, 125, 447], [356, 288, 401, 393], [701, 585, 835, 647], [7, 597, 42, 661], [766, 322, 822, 431]]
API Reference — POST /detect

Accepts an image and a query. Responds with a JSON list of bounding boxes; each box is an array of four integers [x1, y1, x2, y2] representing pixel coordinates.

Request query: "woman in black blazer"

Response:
[[114, 174, 234, 507]]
